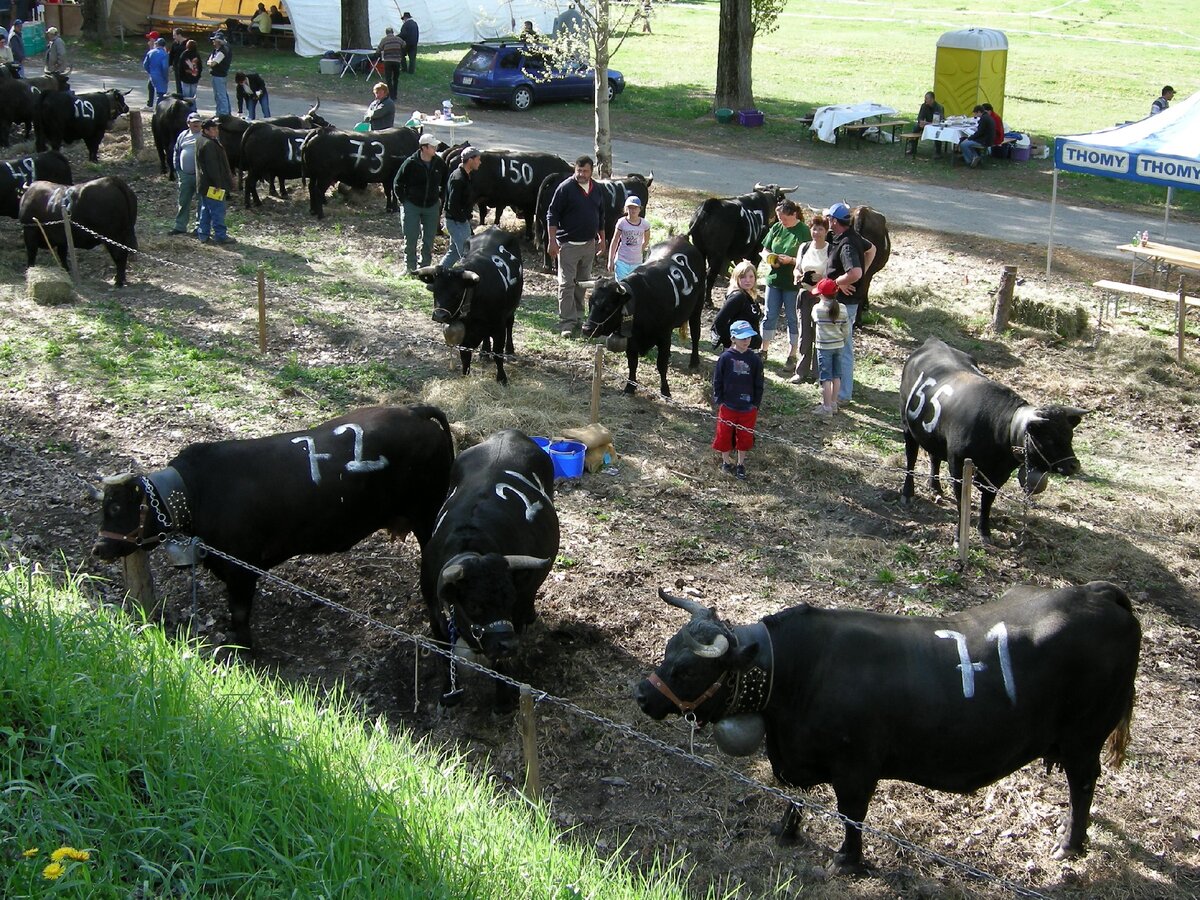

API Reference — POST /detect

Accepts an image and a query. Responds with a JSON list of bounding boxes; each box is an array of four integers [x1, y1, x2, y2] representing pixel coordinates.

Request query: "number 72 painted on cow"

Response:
[[905, 371, 954, 433]]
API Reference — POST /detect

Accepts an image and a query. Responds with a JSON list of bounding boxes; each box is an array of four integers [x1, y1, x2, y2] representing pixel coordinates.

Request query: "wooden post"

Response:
[[991, 266, 1017, 332], [590, 344, 604, 424], [257, 265, 267, 352], [129, 109, 143, 154], [122, 550, 158, 618], [1177, 276, 1187, 364], [518, 686, 541, 803], [958, 459, 975, 564], [61, 203, 79, 285]]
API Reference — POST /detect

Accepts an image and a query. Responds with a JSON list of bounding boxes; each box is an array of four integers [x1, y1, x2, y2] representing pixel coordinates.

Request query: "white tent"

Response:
[[104, 1, 566, 57], [1047, 90, 1200, 272], [291, 0, 565, 57]]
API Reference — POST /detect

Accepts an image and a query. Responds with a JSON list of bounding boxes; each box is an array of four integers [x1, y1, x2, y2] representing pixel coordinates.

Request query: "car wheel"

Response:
[[606, 81, 617, 102], [510, 85, 534, 111]]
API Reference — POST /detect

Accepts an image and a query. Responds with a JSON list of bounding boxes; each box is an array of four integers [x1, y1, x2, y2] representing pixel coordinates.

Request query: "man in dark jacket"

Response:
[[399, 12, 418, 73], [235, 72, 270, 119], [207, 33, 232, 116], [376, 26, 405, 98], [168, 28, 187, 94], [394, 133, 447, 274], [546, 155, 605, 337], [196, 117, 236, 245], [8, 19, 24, 76], [959, 104, 995, 168], [440, 146, 480, 267]]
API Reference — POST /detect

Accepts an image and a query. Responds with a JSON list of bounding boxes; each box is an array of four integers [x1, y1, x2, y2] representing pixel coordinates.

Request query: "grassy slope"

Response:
[[0, 564, 690, 899]]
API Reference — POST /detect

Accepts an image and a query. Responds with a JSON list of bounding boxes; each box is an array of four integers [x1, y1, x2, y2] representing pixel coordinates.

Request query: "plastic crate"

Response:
[[1011, 146, 1031, 162], [738, 109, 764, 127], [318, 57, 340, 75]]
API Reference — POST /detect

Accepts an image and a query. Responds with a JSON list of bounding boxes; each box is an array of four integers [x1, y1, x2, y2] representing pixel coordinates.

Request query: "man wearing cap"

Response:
[[824, 202, 875, 406], [608, 194, 650, 280], [196, 117, 236, 245], [142, 32, 161, 108], [170, 113, 204, 236], [546, 155, 605, 337], [8, 19, 23, 76], [393, 133, 448, 274], [363, 82, 395, 130], [144, 37, 170, 108], [440, 146, 480, 267], [399, 12, 419, 74], [44, 26, 66, 76], [207, 33, 233, 117]]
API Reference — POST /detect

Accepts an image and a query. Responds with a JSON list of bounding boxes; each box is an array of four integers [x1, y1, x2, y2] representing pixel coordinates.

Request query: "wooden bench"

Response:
[[1094, 279, 1199, 361], [838, 119, 907, 149], [898, 131, 922, 156]]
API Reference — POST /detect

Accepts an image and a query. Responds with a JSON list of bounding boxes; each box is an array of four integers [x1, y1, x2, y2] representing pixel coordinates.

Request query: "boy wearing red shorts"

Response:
[[712, 319, 764, 480]]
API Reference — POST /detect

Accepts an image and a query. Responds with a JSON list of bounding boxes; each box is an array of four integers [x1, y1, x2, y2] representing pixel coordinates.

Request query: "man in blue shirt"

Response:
[[546, 156, 605, 337]]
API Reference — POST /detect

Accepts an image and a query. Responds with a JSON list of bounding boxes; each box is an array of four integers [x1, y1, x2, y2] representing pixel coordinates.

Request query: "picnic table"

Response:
[[809, 103, 898, 145], [1117, 239, 1200, 286]]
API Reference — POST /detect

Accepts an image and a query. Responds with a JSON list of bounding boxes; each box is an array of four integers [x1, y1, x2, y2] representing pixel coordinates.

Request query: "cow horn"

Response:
[[413, 265, 439, 282], [691, 631, 730, 659], [312, 98, 320, 111], [658, 587, 710, 617], [460, 270, 481, 284], [781, 185, 799, 194], [101, 472, 136, 486], [436, 551, 480, 598], [752, 181, 767, 192], [645, 170, 654, 187], [616, 281, 629, 295], [86, 484, 104, 502], [504, 555, 550, 571]]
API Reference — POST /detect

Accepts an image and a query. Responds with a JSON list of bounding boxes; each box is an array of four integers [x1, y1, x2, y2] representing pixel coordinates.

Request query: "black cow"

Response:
[[637, 583, 1140, 871], [414, 226, 523, 384], [92, 406, 455, 650], [534, 171, 653, 270], [301, 125, 420, 217], [19, 177, 137, 286], [151, 96, 194, 181], [35, 89, 131, 162], [469, 149, 571, 239], [900, 337, 1085, 542], [687, 183, 797, 305], [850, 205, 890, 311], [420, 428, 559, 707], [242, 122, 314, 207], [581, 235, 705, 396], [0, 72, 36, 147], [0, 150, 71, 218], [216, 101, 328, 193]]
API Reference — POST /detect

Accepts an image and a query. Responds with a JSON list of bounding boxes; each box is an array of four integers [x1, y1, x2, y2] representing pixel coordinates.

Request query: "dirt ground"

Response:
[[1, 124, 1198, 899]]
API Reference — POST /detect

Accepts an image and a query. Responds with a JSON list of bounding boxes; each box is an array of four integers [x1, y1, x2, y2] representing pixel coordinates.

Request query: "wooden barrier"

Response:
[[590, 344, 603, 424], [958, 459, 974, 564], [122, 550, 158, 618], [129, 109, 144, 154], [61, 203, 79, 286], [991, 265, 1016, 332], [257, 265, 267, 352], [519, 686, 541, 803]]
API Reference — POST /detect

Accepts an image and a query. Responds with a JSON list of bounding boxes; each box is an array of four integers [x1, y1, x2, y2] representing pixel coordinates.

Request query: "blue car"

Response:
[[451, 41, 626, 112]]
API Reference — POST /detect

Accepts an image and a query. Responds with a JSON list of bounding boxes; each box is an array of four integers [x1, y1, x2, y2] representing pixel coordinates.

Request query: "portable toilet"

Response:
[[934, 28, 1007, 118]]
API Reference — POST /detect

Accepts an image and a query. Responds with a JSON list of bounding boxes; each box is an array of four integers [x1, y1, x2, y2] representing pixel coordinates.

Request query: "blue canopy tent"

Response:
[[1046, 90, 1200, 273]]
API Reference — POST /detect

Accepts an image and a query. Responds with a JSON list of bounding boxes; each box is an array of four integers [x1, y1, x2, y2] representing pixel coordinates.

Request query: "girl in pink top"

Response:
[[608, 195, 651, 280]]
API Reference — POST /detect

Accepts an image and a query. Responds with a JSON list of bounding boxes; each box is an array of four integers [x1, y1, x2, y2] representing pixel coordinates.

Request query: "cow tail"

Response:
[[1103, 686, 1135, 769], [123, 180, 139, 251], [411, 404, 456, 457]]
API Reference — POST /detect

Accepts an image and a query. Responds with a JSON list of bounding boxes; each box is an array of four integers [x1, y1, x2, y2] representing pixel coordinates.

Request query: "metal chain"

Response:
[[178, 536, 1048, 898]]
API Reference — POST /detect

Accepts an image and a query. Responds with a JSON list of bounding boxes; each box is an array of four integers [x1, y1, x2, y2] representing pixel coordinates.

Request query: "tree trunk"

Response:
[[992, 265, 1017, 332], [82, 0, 107, 42], [341, 0, 370, 51], [715, 0, 754, 110], [592, 0, 612, 178]]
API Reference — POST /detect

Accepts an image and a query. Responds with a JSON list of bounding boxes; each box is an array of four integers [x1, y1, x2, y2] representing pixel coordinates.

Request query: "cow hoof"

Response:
[[622, 384, 636, 395], [1052, 844, 1083, 861], [831, 853, 871, 877], [770, 824, 799, 846], [899, 493, 911, 507]]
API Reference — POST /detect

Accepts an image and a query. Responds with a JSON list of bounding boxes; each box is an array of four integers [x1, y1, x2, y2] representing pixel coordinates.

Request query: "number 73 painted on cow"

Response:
[[905, 371, 954, 432]]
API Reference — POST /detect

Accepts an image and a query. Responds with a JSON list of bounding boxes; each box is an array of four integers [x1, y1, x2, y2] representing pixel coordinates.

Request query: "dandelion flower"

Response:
[[22, 847, 39, 858], [42, 862, 66, 880], [51, 846, 78, 862], [64, 848, 90, 862]]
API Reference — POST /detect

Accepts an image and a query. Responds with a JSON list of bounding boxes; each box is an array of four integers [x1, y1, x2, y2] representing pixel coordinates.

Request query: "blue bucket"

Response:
[[548, 440, 586, 479], [531, 436, 551, 455]]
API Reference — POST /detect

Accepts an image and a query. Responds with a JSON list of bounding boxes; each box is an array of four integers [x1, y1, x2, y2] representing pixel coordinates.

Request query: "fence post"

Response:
[[518, 686, 541, 803], [958, 459, 974, 564], [991, 265, 1017, 332], [257, 265, 267, 352], [590, 344, 604, 424], [129, 109, 144, 154], [122, 550, 157, 618], [1177, 276, 1187, 364], [61, 202, 79, 285]]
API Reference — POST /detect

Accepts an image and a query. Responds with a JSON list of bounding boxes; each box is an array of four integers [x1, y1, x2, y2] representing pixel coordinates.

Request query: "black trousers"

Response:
[[402, 46, 416, 74], [384, 61, 402, 98]]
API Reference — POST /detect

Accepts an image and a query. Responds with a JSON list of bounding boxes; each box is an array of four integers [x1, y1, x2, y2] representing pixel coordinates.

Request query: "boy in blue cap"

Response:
[[712, 319, 764, 480]]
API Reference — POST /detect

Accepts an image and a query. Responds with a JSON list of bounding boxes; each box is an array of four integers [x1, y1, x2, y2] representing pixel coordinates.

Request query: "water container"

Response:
[[531, 436, 551, 455], [548, 440, 586, 479]]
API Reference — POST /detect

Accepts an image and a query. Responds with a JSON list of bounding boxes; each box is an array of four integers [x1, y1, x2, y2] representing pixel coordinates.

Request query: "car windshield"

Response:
[[459, 48, 496, 74]]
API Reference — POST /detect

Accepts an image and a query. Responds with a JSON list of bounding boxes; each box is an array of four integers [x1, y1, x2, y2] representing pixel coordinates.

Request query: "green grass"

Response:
[[0, 562, 690, 899], [74, 0, 1200, 218]]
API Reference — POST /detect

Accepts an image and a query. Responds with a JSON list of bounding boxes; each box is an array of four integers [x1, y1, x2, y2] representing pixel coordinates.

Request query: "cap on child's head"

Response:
[[815, 277, 839, 297], [730, 320, 756, 340], [623, 195, 641, 208]]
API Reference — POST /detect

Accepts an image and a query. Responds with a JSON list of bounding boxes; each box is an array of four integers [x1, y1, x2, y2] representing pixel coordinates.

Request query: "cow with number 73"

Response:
[[92, 406, 455, 650]]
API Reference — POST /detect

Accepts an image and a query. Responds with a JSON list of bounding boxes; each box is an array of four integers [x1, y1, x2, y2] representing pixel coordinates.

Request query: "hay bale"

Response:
[[27, 264, 75, 306], [1010, 295, 1089, 339]]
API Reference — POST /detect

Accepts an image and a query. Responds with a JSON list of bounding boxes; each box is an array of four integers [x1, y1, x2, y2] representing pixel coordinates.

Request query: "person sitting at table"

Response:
[[982, 103, 1006, 157], [959, 104, 995, 169], [270, 6, 286, 25], [251, 4, 272, 46], [363, 82, 395, 131], [916, 90, 947, 157]]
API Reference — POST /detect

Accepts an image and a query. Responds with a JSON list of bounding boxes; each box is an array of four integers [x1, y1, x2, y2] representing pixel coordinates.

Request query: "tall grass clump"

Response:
[[0, 562, 690, 899]]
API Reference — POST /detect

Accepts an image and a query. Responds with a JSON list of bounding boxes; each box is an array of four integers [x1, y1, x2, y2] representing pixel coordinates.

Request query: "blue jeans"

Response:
[[174, 171, 197, 232], [212, 76, 231, 116], [816, 347, 842, 385], [439, 218, 472, 267], [244, 91, 270, 120], [197, 196, 228, 241], [839, 302, 858, 402], [762, 284, 798, 347], [179, 82, 197, 100], [961, 139, 985, 165]]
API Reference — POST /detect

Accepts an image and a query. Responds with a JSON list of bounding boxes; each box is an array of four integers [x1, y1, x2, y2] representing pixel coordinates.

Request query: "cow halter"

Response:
[[97, 467, 193, 548], [648, 622, 774, 723]]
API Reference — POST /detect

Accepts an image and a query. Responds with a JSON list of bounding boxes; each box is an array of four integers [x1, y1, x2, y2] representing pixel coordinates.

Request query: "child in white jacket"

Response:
[[812, 278, 850, 416]]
